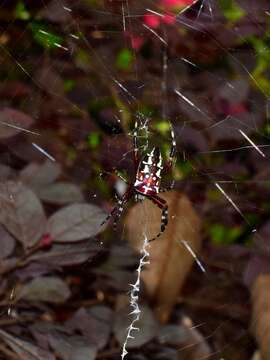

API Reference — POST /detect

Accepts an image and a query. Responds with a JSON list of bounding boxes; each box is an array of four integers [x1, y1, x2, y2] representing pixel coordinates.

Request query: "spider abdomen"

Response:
[[134, 147, 163, 196]]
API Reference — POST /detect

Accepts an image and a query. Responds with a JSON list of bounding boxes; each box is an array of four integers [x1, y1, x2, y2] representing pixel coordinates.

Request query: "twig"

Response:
[[0, 317, 35, 327], [0, 343, 19, 360], [0, 243, 43, 276]]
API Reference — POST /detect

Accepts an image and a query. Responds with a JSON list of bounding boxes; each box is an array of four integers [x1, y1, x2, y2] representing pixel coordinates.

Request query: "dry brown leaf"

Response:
[[125, 191, 201, 323], [251, 351, 262, 360], [251, 274, 270, 360]]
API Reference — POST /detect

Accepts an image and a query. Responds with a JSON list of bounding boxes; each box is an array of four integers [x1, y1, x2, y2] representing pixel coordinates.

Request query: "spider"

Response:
[[101, 119, 177, 242]]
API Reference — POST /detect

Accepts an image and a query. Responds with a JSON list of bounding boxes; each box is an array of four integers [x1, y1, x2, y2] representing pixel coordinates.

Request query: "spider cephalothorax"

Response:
[[101, 120, 176, 242]]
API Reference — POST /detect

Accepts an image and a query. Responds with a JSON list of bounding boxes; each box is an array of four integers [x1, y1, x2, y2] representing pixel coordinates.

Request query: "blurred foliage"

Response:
[[153, 119, 171, 135], [218, 0, 246, 22], [87, 132, 101, 149], [248, 29, 270, 97], [210, 223, 242, 244], [64, 79, 76, 92], [7, 1, 270, 250], [15, 0, 30, 20], [116, 48, 134, 70], [30, 22, 64, 50]]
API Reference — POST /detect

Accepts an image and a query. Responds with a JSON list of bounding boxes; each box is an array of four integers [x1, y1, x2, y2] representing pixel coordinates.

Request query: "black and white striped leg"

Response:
[[133, 119, 139, 164], [148, 194, 169, 242], [100, 197, 127, 228], [168, 122, 177, 168], [100, 205, 118, 227], [135, 193, 145, 202], [112, 197, 126, 230], [162, 122, 177, 190]]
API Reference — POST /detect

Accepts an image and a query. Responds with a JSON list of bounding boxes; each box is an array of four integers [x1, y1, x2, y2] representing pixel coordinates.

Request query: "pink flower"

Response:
[[131, 35, 144, 51], [143, 14, 161, 28]]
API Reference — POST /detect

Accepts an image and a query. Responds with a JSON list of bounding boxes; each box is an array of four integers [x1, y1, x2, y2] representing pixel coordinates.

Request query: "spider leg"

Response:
[[168, 122, 177, 169], [133, 119, 139, 166], [148, 194, 169, 242], [161, 122, 177, 191], [112, 197, 128, 230], [100, 189, 132, 227], [100, 203, 120, 227]]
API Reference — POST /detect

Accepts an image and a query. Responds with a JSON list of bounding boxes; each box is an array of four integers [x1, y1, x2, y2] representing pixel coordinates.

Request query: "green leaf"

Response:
[[209, 224, 242, 245], [153, 120, 171, 135], [251, 75, 270, 98], [116, 48, 133, 70], [15, 1, 30, 21], [248, 36, 270, 97], [135, 107, 153, 118], [218, 0, 246, 22], [64, 79, 75, 92], [30, 22, 64, 50], [87, 132, 101, 149], [178, 161, 193, 178]]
